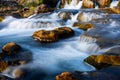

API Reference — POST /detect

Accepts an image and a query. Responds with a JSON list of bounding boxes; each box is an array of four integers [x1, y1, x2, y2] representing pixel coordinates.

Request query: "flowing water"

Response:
[[0, 0, 119, 80]]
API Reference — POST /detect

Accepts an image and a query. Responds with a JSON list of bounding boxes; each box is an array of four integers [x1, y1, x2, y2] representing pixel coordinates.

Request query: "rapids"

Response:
[[0, 0, 120, 80]]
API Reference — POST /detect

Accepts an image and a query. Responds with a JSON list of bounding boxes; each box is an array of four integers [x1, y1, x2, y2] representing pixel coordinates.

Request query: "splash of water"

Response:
[[76, 35, 100, 53], [64, 0, 83, 9], [110, 1, 119, 8]]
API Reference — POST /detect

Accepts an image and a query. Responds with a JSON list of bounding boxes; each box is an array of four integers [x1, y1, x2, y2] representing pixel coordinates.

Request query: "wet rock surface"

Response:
[[33, 27, 74, 43], [84, 54, 120, 69], [58, 12, 72, 20], [0, 42, 32, 73], [56, 66, 120, 80], [73, 22, 93, 30], [111, 6, 120, 14], [82, 0, 94, 8], [96, 0, 112, 8], [80, 16, 120, 48]]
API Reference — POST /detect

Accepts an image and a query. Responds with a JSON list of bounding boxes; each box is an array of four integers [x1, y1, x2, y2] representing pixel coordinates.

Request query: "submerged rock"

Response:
[[56, 66, 120, 80], [84, 54, 120, 69], [82, 0, 94, 8], [0, 17, 3, 22], [96, 0, 112, 8], [33, 27, 74, 43], [2, 42, 21, 55], [56, 72, 76, 80], [58, 12, 71, 20], [0, 42, 32, 72], [80, 24, 120, 48], [0, 74, 14, 80], [73, 22, 93, 30]]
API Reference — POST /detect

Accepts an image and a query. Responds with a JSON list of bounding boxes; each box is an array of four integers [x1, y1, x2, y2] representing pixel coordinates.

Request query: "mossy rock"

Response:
[[84, 55, 120, 69]]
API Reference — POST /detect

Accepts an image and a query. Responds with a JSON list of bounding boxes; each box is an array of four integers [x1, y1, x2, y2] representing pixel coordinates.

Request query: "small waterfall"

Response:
[[64, 0, 83, 9], [110, 1, 119, 8], [78, 35, 100, 53], [1, 13, 61, 30]]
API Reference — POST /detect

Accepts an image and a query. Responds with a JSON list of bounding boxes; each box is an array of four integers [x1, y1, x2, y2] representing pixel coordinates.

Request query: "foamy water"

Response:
[[64, 0, 83, 9]]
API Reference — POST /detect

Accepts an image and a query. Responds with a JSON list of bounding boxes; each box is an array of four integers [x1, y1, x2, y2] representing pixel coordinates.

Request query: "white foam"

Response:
[[110, 1, 119, 8], [64, 0, 83, 9]]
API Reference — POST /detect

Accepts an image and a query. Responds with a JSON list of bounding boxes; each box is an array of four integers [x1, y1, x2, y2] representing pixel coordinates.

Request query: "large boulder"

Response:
[[96, 0, 112, 8], [84, 54, 120, 69], [33, 30, 59, 43], [111, 6, 120, 14], [54, 27, 74, 39], [73, 22, 94, 30], [55, 66, 120, 80], [82, 0, 94, 8], [33, 27, 74, 43]]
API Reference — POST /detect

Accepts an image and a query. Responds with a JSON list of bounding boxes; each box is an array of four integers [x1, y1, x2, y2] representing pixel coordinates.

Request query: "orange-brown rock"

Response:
[[111, 6, 120, 14], [33, 30, 59, 42], [82, 0, 94, 8], [33, 27, 74, 43], [56, 66, 120, 80], [84, 55, 120, 69], [2, 42, 21, 55], [100, 8, 113, 14], [54, 27, 74, 39], [55, 72, 77, 80], [0, 17, 3, 22], [73, 22, 93, 30], [35, 4, 53, 13], [118, 0, 120, 6], [96, 0, 112, 8], [0, 61, 8, 72]]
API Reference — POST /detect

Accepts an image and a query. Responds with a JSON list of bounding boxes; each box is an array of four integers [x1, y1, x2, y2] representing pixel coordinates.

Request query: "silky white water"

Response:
[[0, 0, 120, 79], [64, 0, 83, 9]]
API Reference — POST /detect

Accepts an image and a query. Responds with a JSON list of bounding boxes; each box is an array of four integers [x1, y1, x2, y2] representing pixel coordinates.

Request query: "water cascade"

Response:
[[64, 0, 83, 9], [0, 0, 120, 80]]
